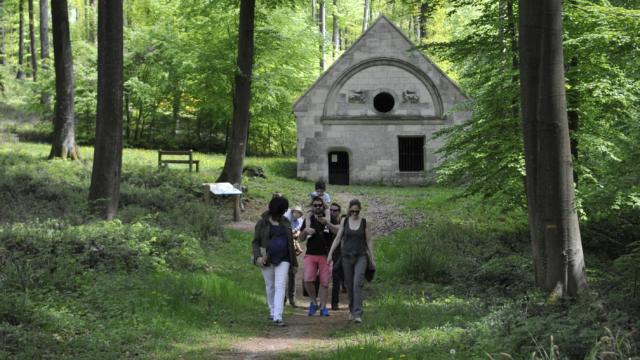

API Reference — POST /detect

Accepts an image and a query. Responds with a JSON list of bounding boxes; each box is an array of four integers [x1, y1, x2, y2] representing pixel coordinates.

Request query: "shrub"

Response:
[[154, 202, 224, 248], [401, 237, 453, 283], [0, 220, 208, 294], [475, 254, 533, 291]]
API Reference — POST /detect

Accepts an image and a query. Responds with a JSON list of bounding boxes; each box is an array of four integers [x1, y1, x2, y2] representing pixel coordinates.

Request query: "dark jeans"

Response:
[[342, 254, 368, 317], [331, 268, 343, 307], [287, 265, 297, 302]]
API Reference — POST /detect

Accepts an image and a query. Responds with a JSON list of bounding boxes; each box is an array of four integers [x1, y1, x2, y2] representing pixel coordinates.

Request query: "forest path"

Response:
[[218, 191, 422, 359]]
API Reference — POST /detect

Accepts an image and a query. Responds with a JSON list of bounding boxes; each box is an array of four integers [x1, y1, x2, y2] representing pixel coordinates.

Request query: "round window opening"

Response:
[[373, 92, 395, 113]]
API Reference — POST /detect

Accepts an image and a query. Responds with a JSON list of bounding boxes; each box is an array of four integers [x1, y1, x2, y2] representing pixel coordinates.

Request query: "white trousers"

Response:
[[261, 261, 290, 321]]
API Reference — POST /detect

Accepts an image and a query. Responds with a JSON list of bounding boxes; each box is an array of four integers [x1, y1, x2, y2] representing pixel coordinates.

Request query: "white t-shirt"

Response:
[[309, 191, 331, 205]]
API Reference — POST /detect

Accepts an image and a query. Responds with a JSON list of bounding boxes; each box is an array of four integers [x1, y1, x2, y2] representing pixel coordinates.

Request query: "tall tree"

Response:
[[89, 0, 123, 220], [332, 0, 339, 58], [0, 0, 5, 65], [39, 0, 49, 105], [419, 1, 429, 41], [319, 0, 326, 71], [217, 0, 255, 184], [84, 0, 96, 43], [49, 0, 78, 160], [16, 0, 25, 79], [27, 0, 36, 80], [518, 0, 587, 298], [362, 0, 370, 32]]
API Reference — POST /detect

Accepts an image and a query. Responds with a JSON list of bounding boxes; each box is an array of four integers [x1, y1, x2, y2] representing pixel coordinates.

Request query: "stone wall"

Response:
[[294, 16, 471, 185]]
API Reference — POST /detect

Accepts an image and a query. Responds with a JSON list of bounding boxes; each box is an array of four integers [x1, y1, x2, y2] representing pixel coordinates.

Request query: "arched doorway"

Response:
[[328, 151, 349, 185]]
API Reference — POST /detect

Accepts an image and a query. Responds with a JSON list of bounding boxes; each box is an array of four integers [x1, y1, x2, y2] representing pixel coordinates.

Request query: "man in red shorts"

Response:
[[300, 196, 333, 316]]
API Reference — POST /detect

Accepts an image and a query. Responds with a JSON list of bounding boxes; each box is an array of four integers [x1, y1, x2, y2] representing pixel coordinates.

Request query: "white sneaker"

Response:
[[353, 317, 362, 323]]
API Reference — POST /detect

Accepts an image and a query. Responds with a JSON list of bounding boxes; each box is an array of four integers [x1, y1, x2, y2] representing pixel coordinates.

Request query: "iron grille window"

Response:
[[398, 136, 424, 172]]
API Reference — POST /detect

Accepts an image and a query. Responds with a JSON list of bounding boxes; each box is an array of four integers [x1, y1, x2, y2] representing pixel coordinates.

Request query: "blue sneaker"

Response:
[[320, 307, 330, 317], [308, 302, 318, 316]]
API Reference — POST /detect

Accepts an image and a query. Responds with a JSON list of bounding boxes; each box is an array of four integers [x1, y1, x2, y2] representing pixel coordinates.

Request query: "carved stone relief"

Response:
[[347, 90, 367, 104], [402, 90, 420, 104]]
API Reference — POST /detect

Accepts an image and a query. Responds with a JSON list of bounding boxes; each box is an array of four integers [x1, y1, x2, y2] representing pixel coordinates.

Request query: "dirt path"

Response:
[[218, 191, 420, 359]]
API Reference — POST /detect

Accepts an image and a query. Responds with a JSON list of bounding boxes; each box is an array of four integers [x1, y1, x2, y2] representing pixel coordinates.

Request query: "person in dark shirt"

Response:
[[300, 196, 332, 317]]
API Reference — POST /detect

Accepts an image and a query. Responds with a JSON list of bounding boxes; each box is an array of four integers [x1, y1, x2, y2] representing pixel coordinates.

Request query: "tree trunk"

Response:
[[88, 0, 123, 220], [311, 0, 316, 23], [408, 16, 414, 41], [39, 0, 50, 106], [332, 0, 338, 58], [172, 88, 181, 135], [124, 92, 130, 140], [85, 0, 96, 43], [419, 1, 429, 40], [567, 56, 579, 186], [362, 0, 370, 33], [49, 0, 78, 160], [17, 0, 25, 79], [518, 0, 587, 298], [27, 0, 36, 80], [319, 0, 326, 71], [0, 0, 5, 65], [217, 0, 255, 185]]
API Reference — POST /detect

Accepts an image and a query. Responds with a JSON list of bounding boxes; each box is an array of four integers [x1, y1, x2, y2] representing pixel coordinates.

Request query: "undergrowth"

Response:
[[0, 141, 639, 359]]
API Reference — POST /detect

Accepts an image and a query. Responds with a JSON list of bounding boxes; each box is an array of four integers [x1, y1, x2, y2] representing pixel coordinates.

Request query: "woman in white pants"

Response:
[[252, 196, 298, 326]]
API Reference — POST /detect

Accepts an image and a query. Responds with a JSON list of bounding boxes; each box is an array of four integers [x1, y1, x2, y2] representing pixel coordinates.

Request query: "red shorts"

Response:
[[303, 255, 331, 287]]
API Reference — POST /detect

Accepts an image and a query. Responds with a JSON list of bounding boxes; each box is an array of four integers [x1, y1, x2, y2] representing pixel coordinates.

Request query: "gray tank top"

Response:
[[342, 218, 367, 257]]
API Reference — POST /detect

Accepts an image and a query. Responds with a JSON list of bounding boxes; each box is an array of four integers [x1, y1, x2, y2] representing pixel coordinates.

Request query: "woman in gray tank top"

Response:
[[327, 199, 376, 323]]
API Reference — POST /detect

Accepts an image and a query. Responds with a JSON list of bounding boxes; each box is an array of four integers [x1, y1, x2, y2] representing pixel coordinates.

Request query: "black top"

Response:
[[342, 218, 367, 257], [269, 224, 290, 265], [301, 215, 331, 256]]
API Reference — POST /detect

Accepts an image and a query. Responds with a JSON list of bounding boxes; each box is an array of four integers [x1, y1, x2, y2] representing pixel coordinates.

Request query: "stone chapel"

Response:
[[293, 15, 471, 185]]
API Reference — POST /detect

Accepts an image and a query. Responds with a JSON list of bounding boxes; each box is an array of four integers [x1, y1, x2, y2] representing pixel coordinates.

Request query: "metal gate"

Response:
[[328, 151, 349, 185]]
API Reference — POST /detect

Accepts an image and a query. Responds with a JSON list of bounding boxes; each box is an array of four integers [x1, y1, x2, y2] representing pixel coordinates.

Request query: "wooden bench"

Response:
[[158, 150, 200, 172]]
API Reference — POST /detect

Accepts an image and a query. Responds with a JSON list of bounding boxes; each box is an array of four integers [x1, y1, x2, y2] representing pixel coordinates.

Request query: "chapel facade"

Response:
[[293, 16, 471, 185]]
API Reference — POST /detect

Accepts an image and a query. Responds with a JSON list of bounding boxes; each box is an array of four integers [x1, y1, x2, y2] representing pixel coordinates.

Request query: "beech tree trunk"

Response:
[[17, 0, 25, 79], [419, 2, 429, 40], [319, 0, 326, 71], [0, 0, 5, 65], [27, 0, 36, 80], [39, 0, 49, 106], [518, 0, 587, 298], [332, 0, 339, 58], [217, 0, 255, 185], [85, 0, 96, 43], [49, 0, 78, 160], [362, 0, 370, 33], [88, 0, 123, 220]]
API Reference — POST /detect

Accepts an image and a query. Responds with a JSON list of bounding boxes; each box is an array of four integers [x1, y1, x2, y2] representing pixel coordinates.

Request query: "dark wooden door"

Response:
[[328, 151, 349, 185]]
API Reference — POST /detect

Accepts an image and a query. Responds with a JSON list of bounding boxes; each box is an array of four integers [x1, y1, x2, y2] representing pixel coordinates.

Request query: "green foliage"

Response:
[[430, 0, 640, 224], [613, 240, 640, 305], [0, 142, 272, 359]]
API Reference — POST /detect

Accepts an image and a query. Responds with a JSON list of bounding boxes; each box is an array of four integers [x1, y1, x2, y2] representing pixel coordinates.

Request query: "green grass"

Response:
[[1, 140, 639, 359]]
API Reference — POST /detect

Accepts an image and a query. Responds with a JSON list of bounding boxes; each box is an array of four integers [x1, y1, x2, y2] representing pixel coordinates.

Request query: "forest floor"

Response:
[[1, 136, 637, 359], [219, 192, 422, 359]]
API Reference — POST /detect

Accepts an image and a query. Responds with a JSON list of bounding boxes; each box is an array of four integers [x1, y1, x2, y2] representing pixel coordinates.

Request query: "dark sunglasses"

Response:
[[330, 209, 340, 212], [313, 204, 323, 208], [350, 210, 360, 215]]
